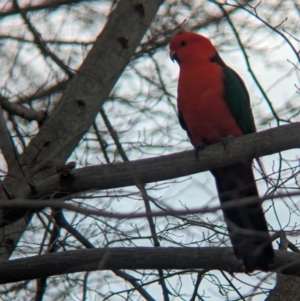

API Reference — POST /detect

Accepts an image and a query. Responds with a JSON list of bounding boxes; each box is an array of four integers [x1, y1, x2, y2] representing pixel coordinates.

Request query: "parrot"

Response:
[[169, 32, 274, 272]]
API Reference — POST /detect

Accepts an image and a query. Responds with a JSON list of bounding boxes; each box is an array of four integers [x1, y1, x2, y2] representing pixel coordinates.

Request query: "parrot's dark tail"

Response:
[[211, 161, 274, 272]]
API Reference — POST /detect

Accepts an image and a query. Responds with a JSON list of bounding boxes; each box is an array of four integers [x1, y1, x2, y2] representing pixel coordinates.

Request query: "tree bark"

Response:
[[0, 0, 164, 260], [265, 231, 300, 301], [0, 247, 299, 284], [19, 123, 300, 201]]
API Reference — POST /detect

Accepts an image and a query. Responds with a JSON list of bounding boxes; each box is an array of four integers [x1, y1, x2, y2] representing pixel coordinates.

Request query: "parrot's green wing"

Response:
[[211, 54, 256, 135]]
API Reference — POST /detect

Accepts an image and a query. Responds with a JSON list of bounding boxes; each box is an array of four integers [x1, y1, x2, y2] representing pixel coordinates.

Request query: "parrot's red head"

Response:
[[169, 32, 217, 64]]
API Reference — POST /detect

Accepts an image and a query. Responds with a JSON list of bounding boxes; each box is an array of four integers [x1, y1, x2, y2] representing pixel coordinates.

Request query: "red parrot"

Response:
[[169, 32, 274, 272]]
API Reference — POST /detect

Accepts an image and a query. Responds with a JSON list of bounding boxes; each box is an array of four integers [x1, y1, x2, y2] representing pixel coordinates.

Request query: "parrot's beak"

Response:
[[170, 50, 177, 62]]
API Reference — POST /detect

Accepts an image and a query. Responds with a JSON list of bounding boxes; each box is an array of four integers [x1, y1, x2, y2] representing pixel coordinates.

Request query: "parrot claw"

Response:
[[221, 135, 235, 150], [194, 142, 207, 161]]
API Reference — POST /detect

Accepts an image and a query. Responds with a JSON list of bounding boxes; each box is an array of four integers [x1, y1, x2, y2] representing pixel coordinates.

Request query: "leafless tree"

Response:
[[0, 0, 299, 300]]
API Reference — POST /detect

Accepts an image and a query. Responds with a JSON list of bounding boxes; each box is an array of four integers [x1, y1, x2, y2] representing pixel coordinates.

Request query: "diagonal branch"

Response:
[[12, 0, 74, 78], [100, 107, 170, 300], [17, 79, 69, 104], [0, 0, 164, 260], [0, 96, 46, 122]]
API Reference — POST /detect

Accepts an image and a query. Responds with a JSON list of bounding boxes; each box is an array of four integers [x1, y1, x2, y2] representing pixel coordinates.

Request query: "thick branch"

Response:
[[0, 247, 299, 284], [1, 123, 298, 226], [24, 123, 300, 200], [0, 0, 164, 259]]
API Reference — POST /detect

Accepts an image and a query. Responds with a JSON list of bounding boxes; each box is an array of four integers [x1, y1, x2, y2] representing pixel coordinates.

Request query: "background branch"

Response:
[[0, 0, 88, 18], [0, 96, 46, 122]]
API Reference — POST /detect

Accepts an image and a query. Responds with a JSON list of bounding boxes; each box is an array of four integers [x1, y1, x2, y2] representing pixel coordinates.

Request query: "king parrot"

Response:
[[169, 32, 274, 272]]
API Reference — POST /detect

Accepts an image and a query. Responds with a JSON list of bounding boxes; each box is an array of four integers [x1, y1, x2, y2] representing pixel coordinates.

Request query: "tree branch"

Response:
[[0, 105, 17, 172], [0, 0, 164, 260], [0, 0, 89, 18], [12, 0, 74, 78], [17, 79, 69, 104], [100, 106, 171, 300], [23, 123, 300, 201], [0, 96, 46, 122], [1, 123, 298, 226], [0, 247, 299, 284]]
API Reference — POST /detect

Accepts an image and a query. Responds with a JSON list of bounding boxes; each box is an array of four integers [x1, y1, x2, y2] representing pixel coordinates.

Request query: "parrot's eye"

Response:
[[180, 40, 187, 47]]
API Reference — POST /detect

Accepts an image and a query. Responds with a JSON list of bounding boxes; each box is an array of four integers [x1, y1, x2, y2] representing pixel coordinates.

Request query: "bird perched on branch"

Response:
[[169, 32, 274, 272]]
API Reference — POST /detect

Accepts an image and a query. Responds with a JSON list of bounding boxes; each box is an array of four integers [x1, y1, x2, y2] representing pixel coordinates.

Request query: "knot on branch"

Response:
[[133, 3, 145, 17], [118, 37, 129, 49], [57, 162, 76, 181]]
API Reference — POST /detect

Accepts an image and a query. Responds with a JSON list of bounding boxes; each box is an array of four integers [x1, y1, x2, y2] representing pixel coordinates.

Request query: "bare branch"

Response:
[[0, 123, 293, 227], [12, 0, 74, 78], [0, 96, 46, 122], [0, 247, 299, 284], [1, 190, 300, 222], [53, 210, 157, 301], [0, 0, 164, 260], [17, 80, 69, 104], [0, 0, 89, 18], [100, 106, 170, 300], [19, 123, 300, 202]]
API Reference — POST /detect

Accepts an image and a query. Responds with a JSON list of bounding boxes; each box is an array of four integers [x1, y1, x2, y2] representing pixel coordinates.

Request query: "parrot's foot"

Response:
[[194, 142, 207, 161], [221, 135, 235, 150]]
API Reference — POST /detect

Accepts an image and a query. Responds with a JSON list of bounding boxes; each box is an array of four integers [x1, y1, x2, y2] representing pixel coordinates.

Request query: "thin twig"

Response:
[[100, 107, 170, 301], [215, 2, 282, 125], [3, 190, 300, 220], [54, 209, 156, 300], [0, 0, 86, 18]]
